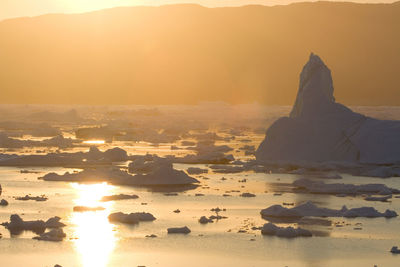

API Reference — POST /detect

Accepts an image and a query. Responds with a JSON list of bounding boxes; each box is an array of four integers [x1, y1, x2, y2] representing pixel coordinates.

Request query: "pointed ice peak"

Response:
[[307, 52, 324, 66], [290, 53, 335, 118]]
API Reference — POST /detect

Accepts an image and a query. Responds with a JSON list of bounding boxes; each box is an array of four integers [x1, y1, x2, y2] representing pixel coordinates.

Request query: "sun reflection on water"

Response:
[[83, 140, 105, 144], [70, 182, 117, 267]]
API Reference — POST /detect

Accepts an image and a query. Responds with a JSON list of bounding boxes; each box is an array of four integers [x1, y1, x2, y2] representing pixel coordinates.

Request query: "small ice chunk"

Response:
[[261, 223, 312, 238], [33, 228, 66, 242], [343, 207, 397, 218], [260, 205, 302, 218], [73, 206, 105, 212], [0, 199, 8, 206], [211, 207, 225, 212], [164, 193, 178, 196], [2, 214, 46, 234], [199, 216, 213, 224], [209, 215, 227, 220], [15, 195, 48, 202], [186, 167, 208, 175], [364, 195, 392, 202], [145, 234, 157, 238], [240, 193, 256, 197], [45, 216, 66, 228], [210, 165, 245, 173], [101, 194, 139, 202], [390, 246, 400, 254], [167, 226, 191, 234], [108, 212, 156, 224], [292, 179, 400, 195]]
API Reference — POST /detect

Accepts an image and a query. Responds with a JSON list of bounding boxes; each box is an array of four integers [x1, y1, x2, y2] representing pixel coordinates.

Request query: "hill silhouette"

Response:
[[0, 2, 399, 105]]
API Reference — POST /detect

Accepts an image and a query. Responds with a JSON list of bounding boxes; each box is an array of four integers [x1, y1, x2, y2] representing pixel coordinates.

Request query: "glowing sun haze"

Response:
[[1, 0, 400, 105]]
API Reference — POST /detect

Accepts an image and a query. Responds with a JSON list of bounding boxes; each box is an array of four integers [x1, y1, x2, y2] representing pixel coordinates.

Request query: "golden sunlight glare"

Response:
[[70, 183, 117, 267], [83, 140, 106, 145]]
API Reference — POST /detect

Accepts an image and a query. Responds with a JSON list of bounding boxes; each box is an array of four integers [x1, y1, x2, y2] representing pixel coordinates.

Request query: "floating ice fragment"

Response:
[[167, 226, 191, 234], [261, 223, 312, 238], [33, 228, 66, 242], [108, 212, 156, 224]]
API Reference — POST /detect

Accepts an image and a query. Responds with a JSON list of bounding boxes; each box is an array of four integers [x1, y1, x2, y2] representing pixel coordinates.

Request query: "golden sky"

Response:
[[1, 1, 399, 105], [0, 0, 396, 21]]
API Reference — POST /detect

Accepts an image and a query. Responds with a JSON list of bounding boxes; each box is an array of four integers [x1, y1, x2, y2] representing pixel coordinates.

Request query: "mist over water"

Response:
[[0, 103, 399, 266], [1, 1, 400, 266]]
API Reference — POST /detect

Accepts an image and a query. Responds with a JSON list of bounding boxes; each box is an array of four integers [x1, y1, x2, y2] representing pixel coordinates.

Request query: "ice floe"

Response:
[[260, 201, 397, 219], [189, 140, 233, 154], [175, 151, 234, 164], [292, 179, 400, 196], [210, 164, 245, 173], [390, 246, 400, 254], [1, 214, 65, 234], [126, 163, 199, 186], [364, 195, 392, 202], [186, 167, 208, 175], [128, 155, 170, 174], [167, 226, 191, 234], [33, 228, 66, 242], [261, 222, 312, 238], [199, 216, 213, 224], [0, 147, 128, 167], [240, 192, 256, 197], [359, 166, 400, 178], [101, 194, 139, 202], [108, 212, 156, 224], [45, 216, 66, 228], [73, 206, 105, 212], [15, 195, 48, 202], [42, 164, 199, 186], [0, 133, 75, 149], [0, 121, 61, 137]]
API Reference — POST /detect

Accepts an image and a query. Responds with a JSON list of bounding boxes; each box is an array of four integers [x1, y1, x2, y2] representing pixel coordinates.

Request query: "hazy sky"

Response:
[[0, 0, 396, 21]]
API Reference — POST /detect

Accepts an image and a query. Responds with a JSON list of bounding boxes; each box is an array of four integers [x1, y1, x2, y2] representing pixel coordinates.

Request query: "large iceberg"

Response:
[[256, 53, 400, 165]]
